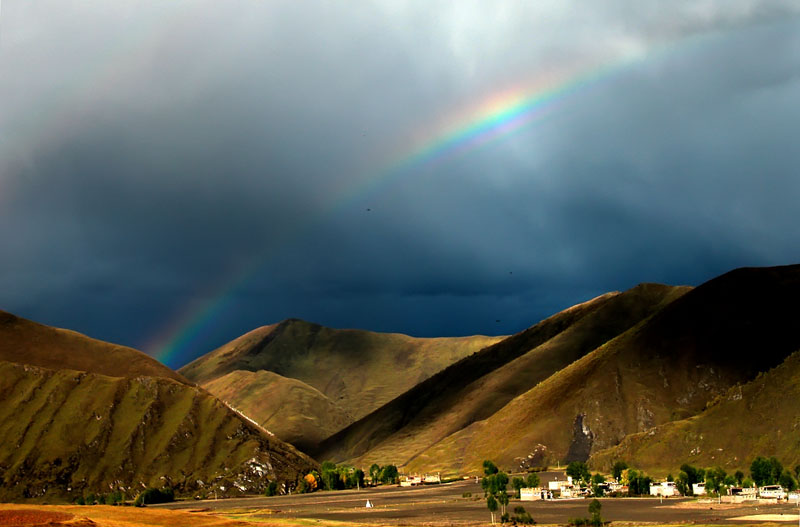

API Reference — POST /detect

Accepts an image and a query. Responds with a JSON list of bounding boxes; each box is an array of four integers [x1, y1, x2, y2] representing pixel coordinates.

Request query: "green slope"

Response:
[[314, 283, 687, 469], [202, 370, 353, 452], [0, 310, 187, 384], [0, 360, 316, 501], [408, 265, 800, 475], [590, 349, 800, 475], [179, 320, 505, 442]]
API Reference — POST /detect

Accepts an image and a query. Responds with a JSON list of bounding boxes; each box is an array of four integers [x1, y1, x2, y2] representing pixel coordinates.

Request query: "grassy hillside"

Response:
[[314, 283, 687, 468], [590, 349, 800, 475], [180, 319, 504, 427], [202, 370, 352, 452], [405, 265, 800, 476], [0, 310, 187, 384], [0, 360, 316, 501]]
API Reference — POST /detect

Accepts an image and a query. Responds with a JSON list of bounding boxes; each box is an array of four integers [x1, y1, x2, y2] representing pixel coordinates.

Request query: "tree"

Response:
[[526, 473, 541, 488], [498, 490, 510, 517], [512, 505, 535, 525], [588, 498, 603, 527], [612, 461, 628, 482], [483, 459, 499, 475], [591, 473, 606, 497], [679, 464, 705, 489], [769, 457, 784, 485], [676, 471, 690, 496], [304, 473, 319, 491], [705, 467, 727, 495], [566, 461, 591, 485], [380, 464, 399, 484], [369, 463, 381, 485], [482, 472, 509, 497], [626, 469, 652, 496], [354, 468, 365, 489], [751, 457, 774, 486], [780, 471, 797, 491], [265, 481, 279, 496], [487, 494, 498, 524], [734, 470, 744, 486], [512, 477, 525, 497]]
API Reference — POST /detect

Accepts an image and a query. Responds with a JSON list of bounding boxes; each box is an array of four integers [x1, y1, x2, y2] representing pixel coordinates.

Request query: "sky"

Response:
[[1, 1, 799, 368]]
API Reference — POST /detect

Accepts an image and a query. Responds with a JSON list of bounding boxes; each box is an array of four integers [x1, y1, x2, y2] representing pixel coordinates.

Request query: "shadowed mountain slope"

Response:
[[0, 310, 187, 384], [179, 320, 504, 438], [314, 283, 688, 468], [405, 265, 800, 475], [590, 348, 800, 475], [202, 370, 352, 453]]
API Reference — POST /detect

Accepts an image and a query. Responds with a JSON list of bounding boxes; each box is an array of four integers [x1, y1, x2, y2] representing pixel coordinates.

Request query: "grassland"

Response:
[[0, 310, 187, 383], [0, 360, 316, 501], [315, 283, 688, 472], [402, 265, 800, 476], [590, 348, 800, 475], [202, 369, 353, 452], [179, 319, 504, 445]]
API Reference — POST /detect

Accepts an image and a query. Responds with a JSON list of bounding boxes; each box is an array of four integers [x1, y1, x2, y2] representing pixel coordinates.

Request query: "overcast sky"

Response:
[[2, 1, 799, 368]]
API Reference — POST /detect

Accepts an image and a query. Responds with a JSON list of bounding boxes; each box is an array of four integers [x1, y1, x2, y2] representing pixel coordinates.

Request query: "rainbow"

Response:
[[150, 51, 649, 368]]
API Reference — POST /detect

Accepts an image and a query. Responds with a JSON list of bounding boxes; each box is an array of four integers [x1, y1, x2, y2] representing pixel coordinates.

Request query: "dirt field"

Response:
[[4, 479, 800, 526], [154, 478, 800, 526]]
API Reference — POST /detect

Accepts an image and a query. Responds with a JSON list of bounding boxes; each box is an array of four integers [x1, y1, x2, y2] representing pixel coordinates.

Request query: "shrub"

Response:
[[134, 487, 175, 507], [265, 481, 279, 496]]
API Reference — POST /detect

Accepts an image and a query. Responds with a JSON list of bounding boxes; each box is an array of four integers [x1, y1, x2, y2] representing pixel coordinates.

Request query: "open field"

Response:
[[151, 479, 800, 526]]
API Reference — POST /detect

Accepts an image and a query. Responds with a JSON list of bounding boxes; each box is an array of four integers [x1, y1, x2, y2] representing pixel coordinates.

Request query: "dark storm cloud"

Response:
[[2, 1, 799, 364]]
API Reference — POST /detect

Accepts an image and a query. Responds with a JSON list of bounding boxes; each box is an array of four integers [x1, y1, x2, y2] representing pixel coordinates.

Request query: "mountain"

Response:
[[397, 265, 800, 475], [0, 310, 187, 384], [179, 319, 504, 446], [201, 369, 352, 452], [590, 348, 800, 476], [0, 312, 316, 501], [314, 282, 688, 470]]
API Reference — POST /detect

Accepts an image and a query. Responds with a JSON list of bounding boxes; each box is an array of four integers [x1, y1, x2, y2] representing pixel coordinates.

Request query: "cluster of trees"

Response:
[[74, 490, 126, 506], [297, 461, 367, 493], [750, 456, 799, 490], [369, 463, 399, 485], [671, 457, 800, 497], [481, 460, 534, 525], [511, 473, 541, 497], [294, 461, 401, 494], [566, 461, 612, 497]]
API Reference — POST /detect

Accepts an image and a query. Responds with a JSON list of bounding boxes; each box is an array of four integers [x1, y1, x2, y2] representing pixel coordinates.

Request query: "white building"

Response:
[[722, 486, 758, 503], [520, 487, 553, 501], [692, 482, 706, 495], [548, 476, 573, 491], [400, 475, 422, 487], [759, 485, 786, 500], [650, 481, 679, 497]]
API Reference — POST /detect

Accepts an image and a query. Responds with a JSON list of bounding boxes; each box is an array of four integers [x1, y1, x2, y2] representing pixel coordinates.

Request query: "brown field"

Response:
[[150, 478, 800, 526], [4, 482, 800, 527]]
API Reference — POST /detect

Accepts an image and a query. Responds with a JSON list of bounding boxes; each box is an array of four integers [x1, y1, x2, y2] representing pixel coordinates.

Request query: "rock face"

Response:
[[565, 414, 594, 463]]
